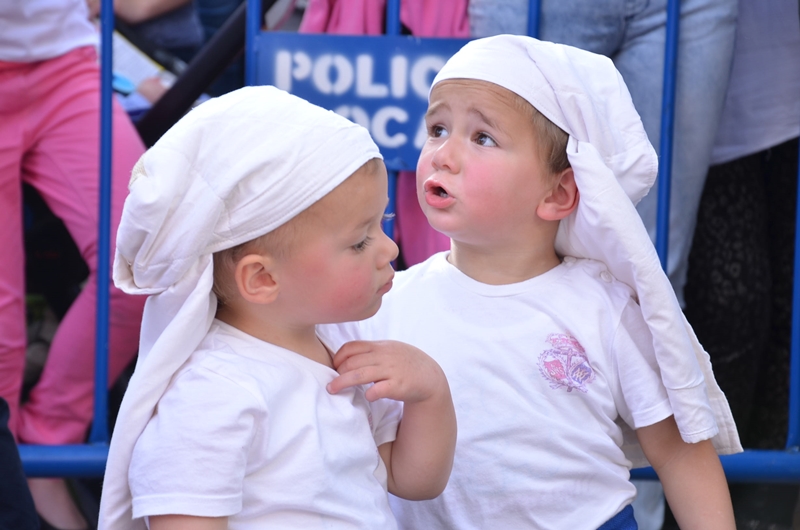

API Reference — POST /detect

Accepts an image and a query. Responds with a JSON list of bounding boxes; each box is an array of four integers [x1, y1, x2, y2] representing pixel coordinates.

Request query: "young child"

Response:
[[98, 86, 456, 530], [322, 35, 742, 529]]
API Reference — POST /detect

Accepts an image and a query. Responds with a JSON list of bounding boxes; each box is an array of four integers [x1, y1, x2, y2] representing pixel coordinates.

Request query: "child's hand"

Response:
[[328, 340, 456, 500], [327, 340, 447, 404]]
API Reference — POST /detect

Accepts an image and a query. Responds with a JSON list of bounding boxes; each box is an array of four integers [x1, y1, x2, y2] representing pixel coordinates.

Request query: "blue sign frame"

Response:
[[253, 32, 470, 171]]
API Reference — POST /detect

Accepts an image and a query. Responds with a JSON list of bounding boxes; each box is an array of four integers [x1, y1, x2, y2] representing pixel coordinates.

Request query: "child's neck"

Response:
[[216, 307, 333, 368], [448, 240, 561, 285]]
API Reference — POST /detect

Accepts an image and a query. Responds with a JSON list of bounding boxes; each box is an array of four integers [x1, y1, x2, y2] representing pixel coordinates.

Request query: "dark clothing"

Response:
[[0, 397, 39, 530]]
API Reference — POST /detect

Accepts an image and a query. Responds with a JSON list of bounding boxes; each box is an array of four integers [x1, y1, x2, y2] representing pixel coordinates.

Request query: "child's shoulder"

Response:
[[558, 256, 637, 309], [168, 322, 295, 403]]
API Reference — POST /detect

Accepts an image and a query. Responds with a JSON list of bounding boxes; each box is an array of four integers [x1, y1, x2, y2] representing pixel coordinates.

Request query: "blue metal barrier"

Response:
[[16, 0, 800, 485]]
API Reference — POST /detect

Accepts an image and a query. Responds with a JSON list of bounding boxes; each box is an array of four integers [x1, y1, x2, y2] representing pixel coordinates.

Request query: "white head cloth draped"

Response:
[[99, 86, 382, 530], [432, 35, 741, 460]]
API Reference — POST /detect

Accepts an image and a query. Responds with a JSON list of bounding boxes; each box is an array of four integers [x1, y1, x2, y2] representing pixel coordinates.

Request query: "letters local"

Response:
[[273, 50, 447, 151]]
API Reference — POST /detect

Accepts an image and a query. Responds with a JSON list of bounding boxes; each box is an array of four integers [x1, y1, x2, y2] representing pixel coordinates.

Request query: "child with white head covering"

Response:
[[322, 35, 741, 529], [98, 86, 456, 530]]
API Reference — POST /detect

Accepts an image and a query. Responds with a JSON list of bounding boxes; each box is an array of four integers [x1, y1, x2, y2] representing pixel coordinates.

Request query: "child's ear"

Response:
[[537, 167, 579, 221], [234, 254, 279, 304]]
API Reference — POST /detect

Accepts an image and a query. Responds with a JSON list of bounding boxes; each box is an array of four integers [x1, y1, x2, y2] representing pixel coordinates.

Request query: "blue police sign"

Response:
[[254, 32, 471, 170]]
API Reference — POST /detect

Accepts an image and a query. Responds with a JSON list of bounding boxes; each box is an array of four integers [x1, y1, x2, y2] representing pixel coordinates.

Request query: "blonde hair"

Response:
[[510, 92, 570, 176]]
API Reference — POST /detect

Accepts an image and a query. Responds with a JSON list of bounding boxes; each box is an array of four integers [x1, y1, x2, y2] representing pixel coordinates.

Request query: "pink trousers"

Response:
[[0, 46, 146, 444]]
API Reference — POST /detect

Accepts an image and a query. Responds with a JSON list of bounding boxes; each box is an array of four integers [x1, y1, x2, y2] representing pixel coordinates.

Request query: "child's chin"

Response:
[[364, 298, 386, 319]]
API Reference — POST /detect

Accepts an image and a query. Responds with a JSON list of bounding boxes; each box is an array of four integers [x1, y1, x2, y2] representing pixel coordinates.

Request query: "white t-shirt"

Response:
[[0, 0, 97, 62], [323, 253, 673, 530], [710, 0, 800, 164], [129, 320, 402, 530]]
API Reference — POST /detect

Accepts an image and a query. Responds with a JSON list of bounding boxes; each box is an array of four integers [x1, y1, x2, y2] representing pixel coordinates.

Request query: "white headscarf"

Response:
[[99, 86, 382, 530], [432, 35, 741, 461]]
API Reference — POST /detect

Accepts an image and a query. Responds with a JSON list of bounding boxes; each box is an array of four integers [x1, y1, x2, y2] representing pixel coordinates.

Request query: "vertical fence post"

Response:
[[246, 0, 263, 86], [655, 0, 681, 270], [89, 0, 115, 445], [383, 0, 401, 238], [786, 145, 800, 449], [527, 0, 541, 39]]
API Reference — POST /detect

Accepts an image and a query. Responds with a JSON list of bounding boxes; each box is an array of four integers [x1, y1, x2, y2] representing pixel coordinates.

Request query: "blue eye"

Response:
[[476, 132, 497, 147]]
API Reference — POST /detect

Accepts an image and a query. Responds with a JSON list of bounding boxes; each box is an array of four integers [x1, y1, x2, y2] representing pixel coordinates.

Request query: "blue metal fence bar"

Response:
[[386, 0, 401, 36], [786, 141, 800, 448], [654, 0, 681, 269], [632, 450, 800, 483], [89, 0, 114, 446], [19, 445, 109, 478], [245, 0, 263, 86], [527, 0, 541, 39], [381, 0, 401, 240], [20, 0, 115, 476]]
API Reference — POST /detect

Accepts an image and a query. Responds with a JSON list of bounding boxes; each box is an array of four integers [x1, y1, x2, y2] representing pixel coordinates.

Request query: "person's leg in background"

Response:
[[0, 46, 146, 529], [685, 139, 800, 529], [629, 0, 737, 307], [16, 46, 146, 446], [0, 59, 30, 440]]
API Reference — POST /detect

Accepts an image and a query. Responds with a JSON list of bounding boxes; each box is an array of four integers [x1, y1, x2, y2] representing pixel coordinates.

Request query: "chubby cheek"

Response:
[[326, 265, 379, 317], [462, 177, 506, 221]]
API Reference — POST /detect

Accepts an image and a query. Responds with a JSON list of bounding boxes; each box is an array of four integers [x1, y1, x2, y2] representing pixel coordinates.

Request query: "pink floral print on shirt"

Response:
[[538, 333, 596, 393]]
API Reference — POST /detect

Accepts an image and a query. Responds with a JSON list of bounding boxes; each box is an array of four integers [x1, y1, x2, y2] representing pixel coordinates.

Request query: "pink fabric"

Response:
[[299, 0, 470, 38], [0, 46, 146, 444], [299, 0, 467, 266]]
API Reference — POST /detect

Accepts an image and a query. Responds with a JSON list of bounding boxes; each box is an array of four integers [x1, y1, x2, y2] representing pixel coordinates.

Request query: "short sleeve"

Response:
[[129, 366, 265, 519], [613, 298, 673, 430], [369, 397, 403, 447]]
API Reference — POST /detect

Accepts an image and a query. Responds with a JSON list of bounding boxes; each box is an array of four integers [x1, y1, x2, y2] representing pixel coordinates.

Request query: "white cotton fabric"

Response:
[[432, 35, 741, 455], [323, 254, 673, 528], [129, 321, 401, 529], [0, 0, 98, 62], [99, 85, 383, 530]]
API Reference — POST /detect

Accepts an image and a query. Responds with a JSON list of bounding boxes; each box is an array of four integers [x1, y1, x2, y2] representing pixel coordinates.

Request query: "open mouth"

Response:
[[425, 180, 450, 198]]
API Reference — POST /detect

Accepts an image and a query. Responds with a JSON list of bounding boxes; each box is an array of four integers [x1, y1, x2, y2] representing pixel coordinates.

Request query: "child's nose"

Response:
[[431, 138, 459, 173], [379, 231, 399, 266]]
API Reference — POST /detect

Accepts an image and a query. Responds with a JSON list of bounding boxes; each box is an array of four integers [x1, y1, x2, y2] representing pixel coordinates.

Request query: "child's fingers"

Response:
[[332, 340, 378, 369], [326, 365, 384, 395], [364, 380, 396, 402]]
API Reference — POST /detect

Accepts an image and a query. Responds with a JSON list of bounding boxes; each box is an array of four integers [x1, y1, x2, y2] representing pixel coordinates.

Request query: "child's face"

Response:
[[417, 79, 556, 248], [274, 160, 398, 324]]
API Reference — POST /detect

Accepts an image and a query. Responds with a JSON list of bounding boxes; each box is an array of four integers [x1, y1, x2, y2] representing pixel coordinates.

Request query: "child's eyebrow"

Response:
[[468, 107, 505, 134], [425, 100, 448, 119], [425, 100, 506, 134]]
